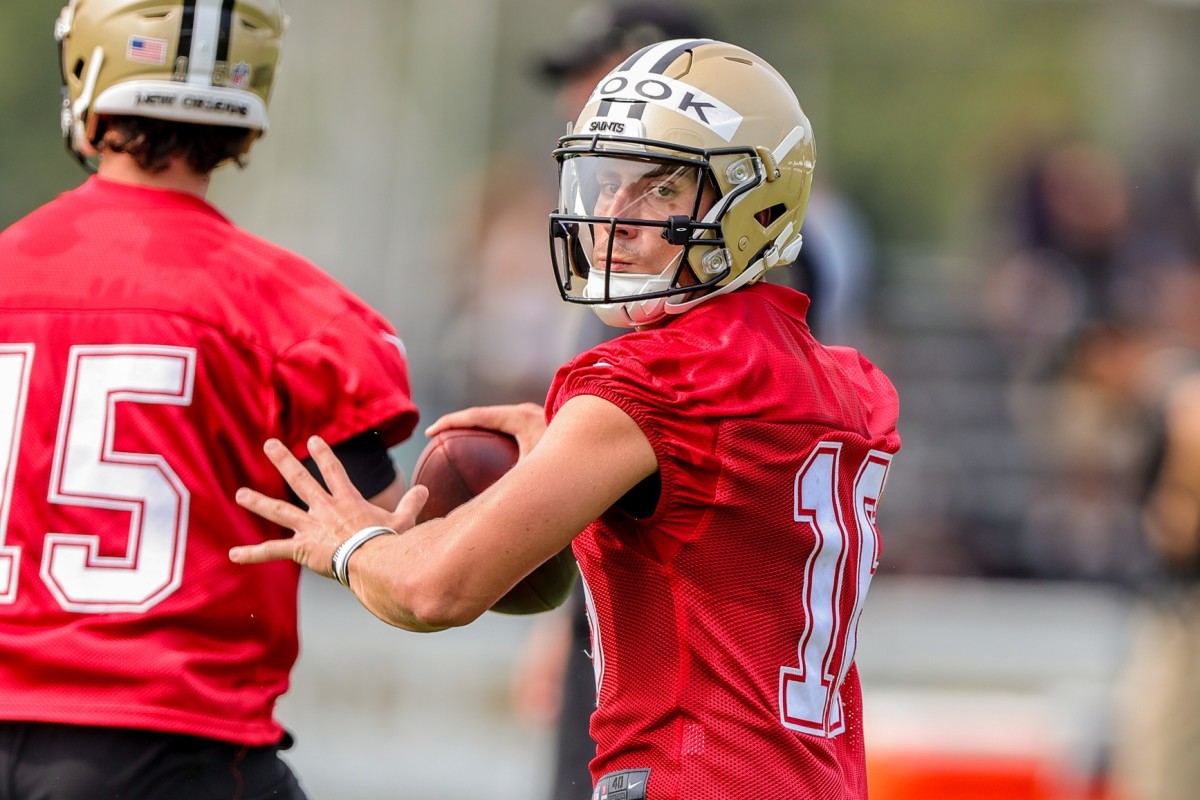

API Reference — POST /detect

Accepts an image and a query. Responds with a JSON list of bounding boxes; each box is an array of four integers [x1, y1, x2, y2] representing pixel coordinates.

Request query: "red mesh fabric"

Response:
[[552, 282, 900, 799]]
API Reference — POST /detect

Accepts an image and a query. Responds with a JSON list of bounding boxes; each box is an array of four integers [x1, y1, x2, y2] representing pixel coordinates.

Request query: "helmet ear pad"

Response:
[[753, 202, 794, 260], [747, 204, 787, 261], [756, 205, 782, 228]]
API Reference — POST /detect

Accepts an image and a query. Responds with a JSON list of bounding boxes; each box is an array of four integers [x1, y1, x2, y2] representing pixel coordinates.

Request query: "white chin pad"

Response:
[[590, 296, 667, 328], [583, 262, 677, 328]]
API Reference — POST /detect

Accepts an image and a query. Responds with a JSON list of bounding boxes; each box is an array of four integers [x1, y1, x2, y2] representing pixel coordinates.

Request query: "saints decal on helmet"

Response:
[[550, 39, 816, 328], [55, 0, 286, 165]]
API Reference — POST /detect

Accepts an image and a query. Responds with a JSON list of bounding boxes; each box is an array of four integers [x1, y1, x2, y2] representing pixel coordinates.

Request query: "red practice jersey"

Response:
[[0, 177, 418, 745], [549, 282, 901, 799]]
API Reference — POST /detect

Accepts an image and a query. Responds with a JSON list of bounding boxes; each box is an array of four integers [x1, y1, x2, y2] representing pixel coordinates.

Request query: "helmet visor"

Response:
[[559, 154, 707, 222], [551, 154, 721, 305]]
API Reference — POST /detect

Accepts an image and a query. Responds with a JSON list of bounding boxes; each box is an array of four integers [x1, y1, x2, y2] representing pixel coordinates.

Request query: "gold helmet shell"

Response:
[[55, 0, 286, 159], [550, 39, 816, 327]]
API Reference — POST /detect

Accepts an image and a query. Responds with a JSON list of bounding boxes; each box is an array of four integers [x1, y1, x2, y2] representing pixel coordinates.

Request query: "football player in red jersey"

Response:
[[233, 39, 900, 800], [0, 1, 419, 798]]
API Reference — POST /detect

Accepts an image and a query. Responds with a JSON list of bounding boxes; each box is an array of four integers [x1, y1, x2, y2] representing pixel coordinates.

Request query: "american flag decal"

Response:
[[127, 35, 168, 65]]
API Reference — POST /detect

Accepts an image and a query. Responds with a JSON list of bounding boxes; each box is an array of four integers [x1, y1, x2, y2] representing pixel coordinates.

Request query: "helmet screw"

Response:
[[727, 162, 753, 184], [701, 250, 728, 275]]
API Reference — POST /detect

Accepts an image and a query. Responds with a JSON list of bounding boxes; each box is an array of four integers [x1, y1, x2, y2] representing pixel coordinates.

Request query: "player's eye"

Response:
[[650, 183, 678, 199], [595, 174, 620, 194]]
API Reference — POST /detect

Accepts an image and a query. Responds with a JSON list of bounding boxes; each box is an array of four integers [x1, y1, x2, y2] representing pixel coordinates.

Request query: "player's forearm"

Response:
[[343, 518, 496, 632]]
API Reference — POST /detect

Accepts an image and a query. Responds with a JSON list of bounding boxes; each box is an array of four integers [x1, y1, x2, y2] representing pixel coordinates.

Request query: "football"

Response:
[[412, 428, 520, 522], [411, 428, 577, 615]]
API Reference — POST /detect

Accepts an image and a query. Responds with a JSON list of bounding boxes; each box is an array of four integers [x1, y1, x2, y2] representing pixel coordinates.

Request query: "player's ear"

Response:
[[754, 207, 774, 227]]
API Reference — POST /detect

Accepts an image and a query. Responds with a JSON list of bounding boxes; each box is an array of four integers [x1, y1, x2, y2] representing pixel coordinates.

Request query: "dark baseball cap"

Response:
[[537, 0, 713, 82]]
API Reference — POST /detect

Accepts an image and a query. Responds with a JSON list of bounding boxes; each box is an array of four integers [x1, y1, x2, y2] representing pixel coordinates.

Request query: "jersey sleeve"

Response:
[[272, 309, 418, 456], [550, 346, 722, 557]]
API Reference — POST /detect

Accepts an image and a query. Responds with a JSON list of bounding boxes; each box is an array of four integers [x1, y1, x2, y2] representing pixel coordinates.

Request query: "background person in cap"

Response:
[[538, 0, 713, 122]]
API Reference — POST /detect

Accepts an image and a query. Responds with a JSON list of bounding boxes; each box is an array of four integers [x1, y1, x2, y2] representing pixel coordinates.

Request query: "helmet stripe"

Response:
[[185, 0, 226, 86], [594, 97, 647, 122], [176, 0, 196, 72], [615, 39, 713, 76], [647, 39, 712, 75], [614, 44, 652, 74], [598, 39, 712, 123], [215, 0, 236, 65]]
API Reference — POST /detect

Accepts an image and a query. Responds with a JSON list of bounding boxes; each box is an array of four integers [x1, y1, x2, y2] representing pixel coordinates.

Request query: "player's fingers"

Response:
[[424, 408, 493, 436], [425, 403, 542, 438], [235, 486, 311, 530], [391, 483, 429, 527], [306, 435, 358, 498], [228, 538, 296, 565], [262, 439, 329, 507]]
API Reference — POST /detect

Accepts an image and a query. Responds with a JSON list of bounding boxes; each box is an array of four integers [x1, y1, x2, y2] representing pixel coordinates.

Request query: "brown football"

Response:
[[411, 428, 577, 615]]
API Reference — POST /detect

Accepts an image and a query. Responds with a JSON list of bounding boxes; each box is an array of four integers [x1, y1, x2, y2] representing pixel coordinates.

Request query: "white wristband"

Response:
[[330, 526, 396, 588]]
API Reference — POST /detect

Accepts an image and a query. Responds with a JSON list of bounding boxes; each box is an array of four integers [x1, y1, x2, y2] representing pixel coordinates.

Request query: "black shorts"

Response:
[[0, 722, 308, 800]]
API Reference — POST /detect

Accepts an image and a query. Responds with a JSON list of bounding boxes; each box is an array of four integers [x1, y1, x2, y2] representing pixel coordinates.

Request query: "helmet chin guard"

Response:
[[583, 256, 681, 328]]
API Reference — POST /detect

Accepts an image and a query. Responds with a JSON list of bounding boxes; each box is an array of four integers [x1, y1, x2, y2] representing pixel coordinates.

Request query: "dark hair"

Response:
[[96, 115, 254, 174]]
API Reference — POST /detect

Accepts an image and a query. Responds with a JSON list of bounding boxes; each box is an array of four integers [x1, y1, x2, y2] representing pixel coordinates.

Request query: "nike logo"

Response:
[[630, 782, 643, 790]]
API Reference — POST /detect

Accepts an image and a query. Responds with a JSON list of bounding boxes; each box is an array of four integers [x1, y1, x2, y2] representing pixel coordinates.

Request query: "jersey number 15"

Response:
[[0, 344, 195, 614]]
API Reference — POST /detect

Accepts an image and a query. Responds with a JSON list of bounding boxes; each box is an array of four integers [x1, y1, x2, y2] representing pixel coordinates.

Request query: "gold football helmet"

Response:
[[55, 0, 286, 163], [550, 39, 816, 328]]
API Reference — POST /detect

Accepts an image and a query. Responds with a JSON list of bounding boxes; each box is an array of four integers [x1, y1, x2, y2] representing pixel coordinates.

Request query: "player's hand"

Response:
[[229, 436, 428, 576], [425, 403, 547, 457]]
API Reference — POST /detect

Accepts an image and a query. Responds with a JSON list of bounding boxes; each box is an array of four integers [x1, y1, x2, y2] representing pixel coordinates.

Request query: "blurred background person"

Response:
[[1109, 164, 1200, 800], [438, 157, 576, 407], [986, 140, 1161, 382], [985, 139, 1184, 583], [538, 0, 716, 354]]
